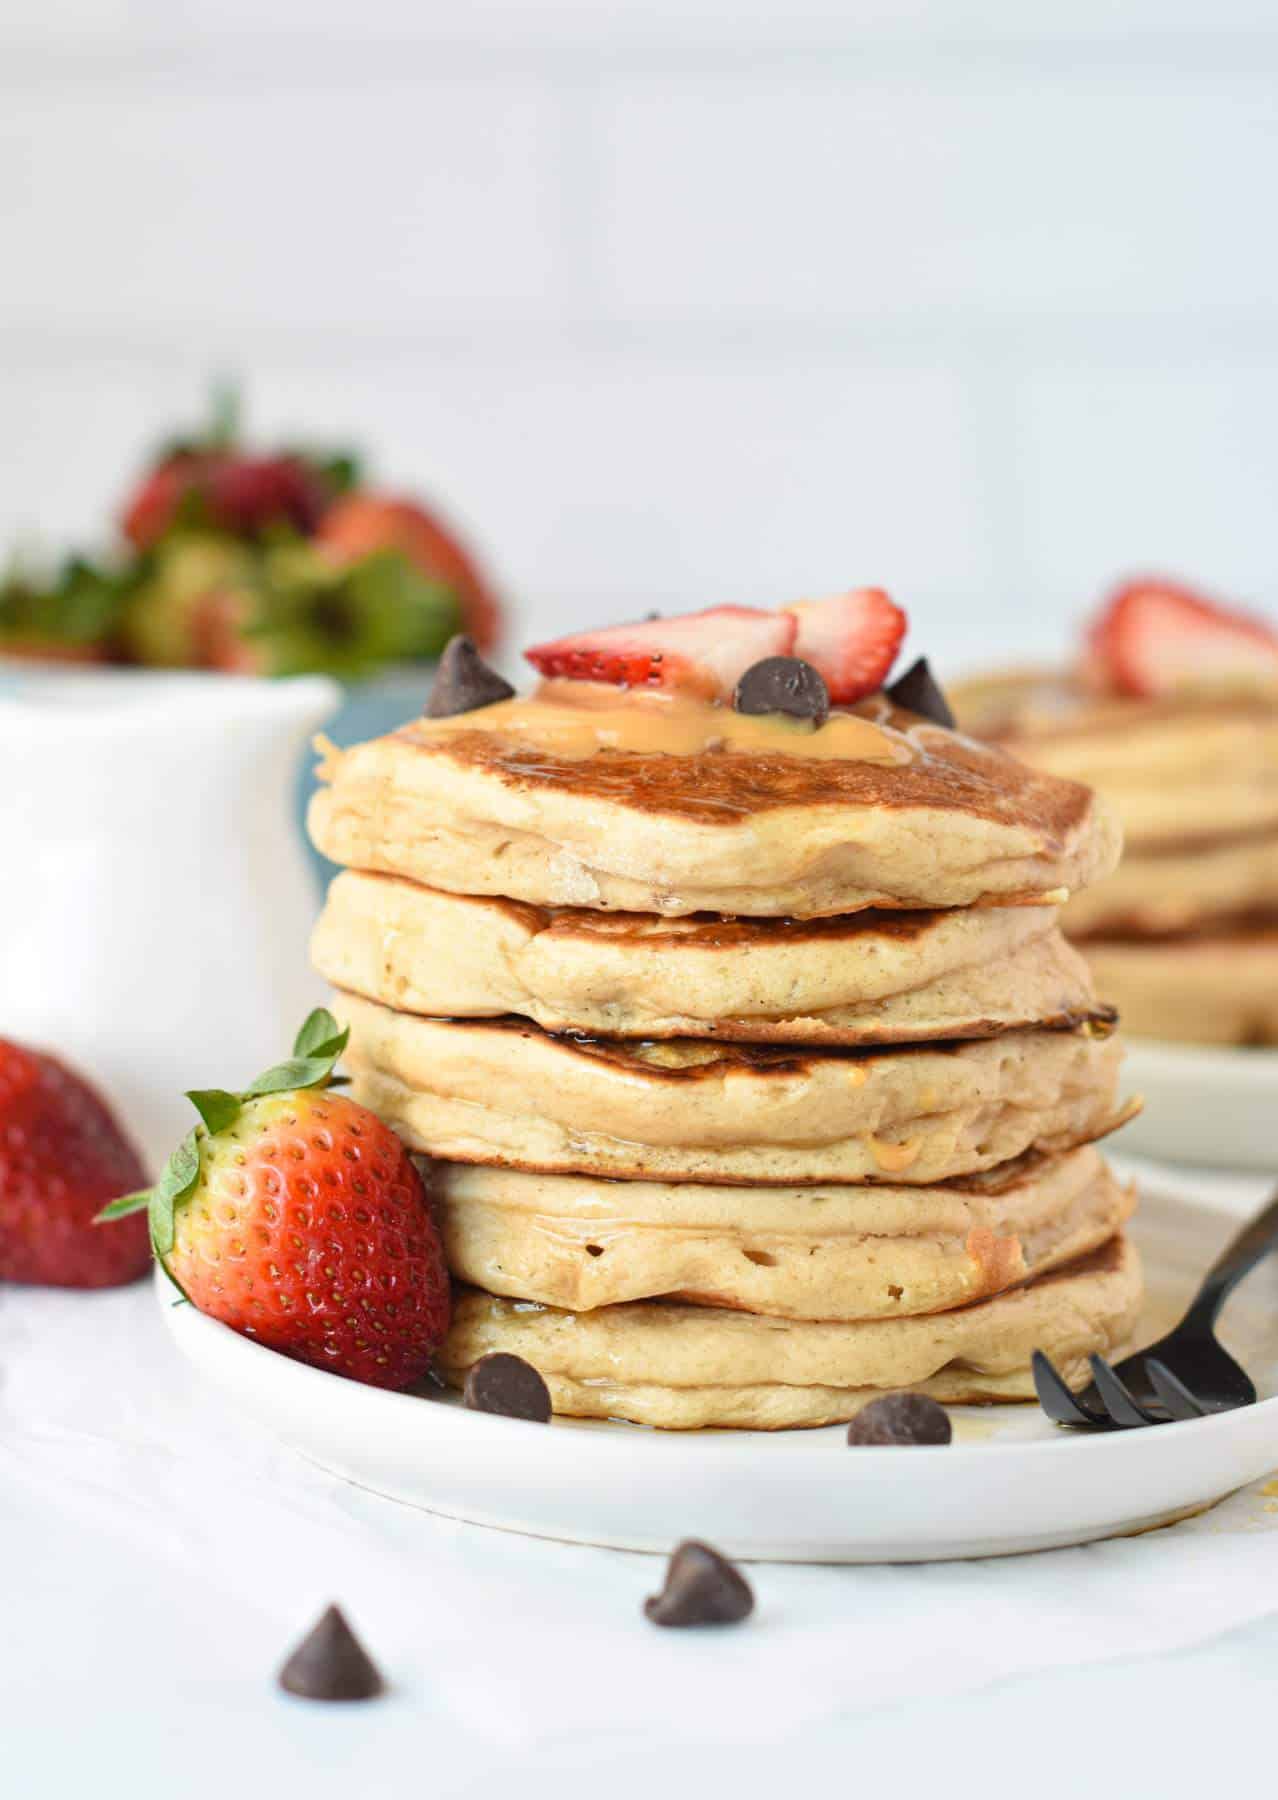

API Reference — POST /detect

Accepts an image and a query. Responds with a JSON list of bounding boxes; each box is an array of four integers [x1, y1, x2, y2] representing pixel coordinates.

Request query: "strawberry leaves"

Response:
[[147, 1130, 201, 1259], [96, 1127, 200, 1260], [292, 1008, 350, 1062], [186, 1089, 242, 1135], [243, 1009, 350, 1100], [183, 1008, 349, 1127], [94, 1010, 350, 1256]]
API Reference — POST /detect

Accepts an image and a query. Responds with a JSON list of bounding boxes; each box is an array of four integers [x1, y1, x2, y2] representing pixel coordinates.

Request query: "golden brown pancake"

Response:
[[955, 669, 1278, 1042], [336, 990, 1131, 1185], [440, 1234, 1143, 1429], [428, 1144, 1134, 1320], [1062, 827, 1278, 939], [1084, 926, 1278, 1045], [954, 669, 1278, 853], [313, 871, 1106, 1044], [308, 684, 1120, 918]]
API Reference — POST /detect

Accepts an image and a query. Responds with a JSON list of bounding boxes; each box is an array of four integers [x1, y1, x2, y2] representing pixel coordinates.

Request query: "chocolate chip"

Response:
[[425, 635, 515, 718], [733, 656, 830, 727], [463, 1352, 552, 1422], [885, 657, 956, 730], [846, 1393, 952, 1446], [644, 1540, 755, 1628], [277, 1605, 384, 1702]]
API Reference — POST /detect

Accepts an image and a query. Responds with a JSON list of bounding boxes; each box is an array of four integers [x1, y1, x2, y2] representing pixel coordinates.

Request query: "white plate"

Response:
[[1118, 1039, 1278, 1170], [159, 1185, 1278, 1563]]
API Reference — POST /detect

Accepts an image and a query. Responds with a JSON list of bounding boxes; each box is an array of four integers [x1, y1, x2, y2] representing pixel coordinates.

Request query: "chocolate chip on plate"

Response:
[[277, 1604, 385, 1702], [425, 635, 516, 719], [846, 1393, 952, 1446], [644, 1540, 755, 1628], [463, 1352, 553, 1423], [733, 656, 831, 727], [885, 656, 956, 730]]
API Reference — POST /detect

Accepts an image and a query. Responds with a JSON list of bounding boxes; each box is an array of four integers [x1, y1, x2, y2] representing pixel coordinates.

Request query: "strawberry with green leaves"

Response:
[[101, 1011, 450, 1391]]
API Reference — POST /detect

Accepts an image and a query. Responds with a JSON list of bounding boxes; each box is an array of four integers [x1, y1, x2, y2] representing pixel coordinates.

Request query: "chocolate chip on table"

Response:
[[425, 635, 516, 718], [644, 1540, 755, 1628], [733, 656, 831, 727], [846, 1393, 952, 1446], [463, 1352, 553, 1423], [885, 656, 956, 730], [277, 1604, 385, 1702]]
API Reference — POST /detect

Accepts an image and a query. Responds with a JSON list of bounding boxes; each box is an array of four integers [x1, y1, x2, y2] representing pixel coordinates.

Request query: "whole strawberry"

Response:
[[0, 1040, 150, 1288], [101, 1011, 450, 1391]]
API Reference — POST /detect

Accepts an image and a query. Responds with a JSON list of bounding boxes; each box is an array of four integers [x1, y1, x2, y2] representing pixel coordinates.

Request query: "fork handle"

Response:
[[1185, 1186, 1278, 1328]]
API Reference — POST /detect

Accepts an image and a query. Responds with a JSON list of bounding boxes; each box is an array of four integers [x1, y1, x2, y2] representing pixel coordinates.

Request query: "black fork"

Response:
[[1034, 1186, 1278, 1431]]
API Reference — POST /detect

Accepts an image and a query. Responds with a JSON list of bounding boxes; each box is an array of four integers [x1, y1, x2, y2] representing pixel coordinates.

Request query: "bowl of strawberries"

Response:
[[0, 389, 505, 879]]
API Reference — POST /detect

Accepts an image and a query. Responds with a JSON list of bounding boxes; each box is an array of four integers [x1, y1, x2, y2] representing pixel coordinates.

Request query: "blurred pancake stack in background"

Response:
[[955, 579, 1278, 1048], [309, 593, 1141, 1428]]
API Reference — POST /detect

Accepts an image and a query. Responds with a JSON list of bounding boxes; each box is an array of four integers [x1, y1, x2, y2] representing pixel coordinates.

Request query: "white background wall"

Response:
[[4, 0, 1278, 673]]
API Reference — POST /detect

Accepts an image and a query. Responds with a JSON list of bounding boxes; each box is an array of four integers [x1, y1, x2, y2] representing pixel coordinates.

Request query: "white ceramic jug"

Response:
[[0, 668, 339, 1170]]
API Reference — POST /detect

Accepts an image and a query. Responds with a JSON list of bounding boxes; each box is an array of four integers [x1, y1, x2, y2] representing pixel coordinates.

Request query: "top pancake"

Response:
[[309, 683, 1120, 918]]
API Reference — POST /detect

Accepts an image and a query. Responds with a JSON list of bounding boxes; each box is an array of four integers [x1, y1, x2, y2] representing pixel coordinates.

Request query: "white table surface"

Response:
[[5, 1154, 1276, 1800]]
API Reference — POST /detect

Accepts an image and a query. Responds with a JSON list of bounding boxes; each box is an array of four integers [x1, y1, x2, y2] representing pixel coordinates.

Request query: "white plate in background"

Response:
[[160, 1182, 1278, 1563], [1117, 1040, 1278, 1171]]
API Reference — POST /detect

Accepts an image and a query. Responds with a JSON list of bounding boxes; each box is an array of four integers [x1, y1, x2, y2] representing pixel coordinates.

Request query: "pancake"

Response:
[[953, 670, 1278, 851], [441, 1234, 1143, 1428], [308, 683, 1120, 918], [1063, 827, 1278, 939], [337, 992, 1131, 1184], [429, 1144, 1134, 1320], [1084, 927, 1278, 1045], [314, 872, 1106, 1045]]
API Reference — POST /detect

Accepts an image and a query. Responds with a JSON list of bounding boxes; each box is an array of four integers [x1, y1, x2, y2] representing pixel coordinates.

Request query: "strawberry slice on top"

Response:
[[525, 606, 796, 699], [525, 590, 908, 705], [784, 589, 907, 704], [1089, 578, 1278, 699]]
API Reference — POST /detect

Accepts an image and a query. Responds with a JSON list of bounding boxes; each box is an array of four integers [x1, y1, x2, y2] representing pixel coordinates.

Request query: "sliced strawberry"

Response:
[[1089, 579, 1278, 699], [784, 589, 906, 703], [525, 606, 796, 698]]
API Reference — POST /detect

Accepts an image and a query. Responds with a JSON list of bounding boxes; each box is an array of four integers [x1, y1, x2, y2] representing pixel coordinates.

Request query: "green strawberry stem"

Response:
[[207, 378, 241, 451], [94, 1009, 350, 1262]]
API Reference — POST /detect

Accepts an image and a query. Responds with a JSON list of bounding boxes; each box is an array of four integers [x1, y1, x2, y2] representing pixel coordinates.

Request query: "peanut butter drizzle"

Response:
[[391, 678, 1098, 840], [868, 1136, 922, 1173], [416, 679, 909, 766]]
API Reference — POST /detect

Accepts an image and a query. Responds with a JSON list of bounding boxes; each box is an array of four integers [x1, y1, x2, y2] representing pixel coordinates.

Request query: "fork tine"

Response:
[[1032, 1349, 1109, 1428], [1145, 1358, 1209, 1422], [1089, 1355, 1161, 1428]]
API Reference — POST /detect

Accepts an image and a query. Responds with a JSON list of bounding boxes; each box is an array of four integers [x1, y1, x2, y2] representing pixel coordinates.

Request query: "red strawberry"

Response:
[[207, 455, 328, 540], [525, 606, 796, 698], [100, 1011, 450, 1391], [191, 586, 262, 674], [121, 453, 327, 550], [120, 457, 197, 551], [1088, 578, 1278, 699], [0, 1040, 150, 1288], [784, 589, 907, 703], [317, 494, 503, 653]]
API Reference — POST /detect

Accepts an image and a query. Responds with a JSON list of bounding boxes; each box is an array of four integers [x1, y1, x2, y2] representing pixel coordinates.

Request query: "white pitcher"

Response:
[[0, 668, 339, 1170]]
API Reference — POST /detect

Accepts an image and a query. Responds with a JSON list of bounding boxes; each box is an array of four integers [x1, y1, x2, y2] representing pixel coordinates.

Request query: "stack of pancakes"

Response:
[[955, 672, 1278, 1046], [309, 681, 1141, 1429]]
